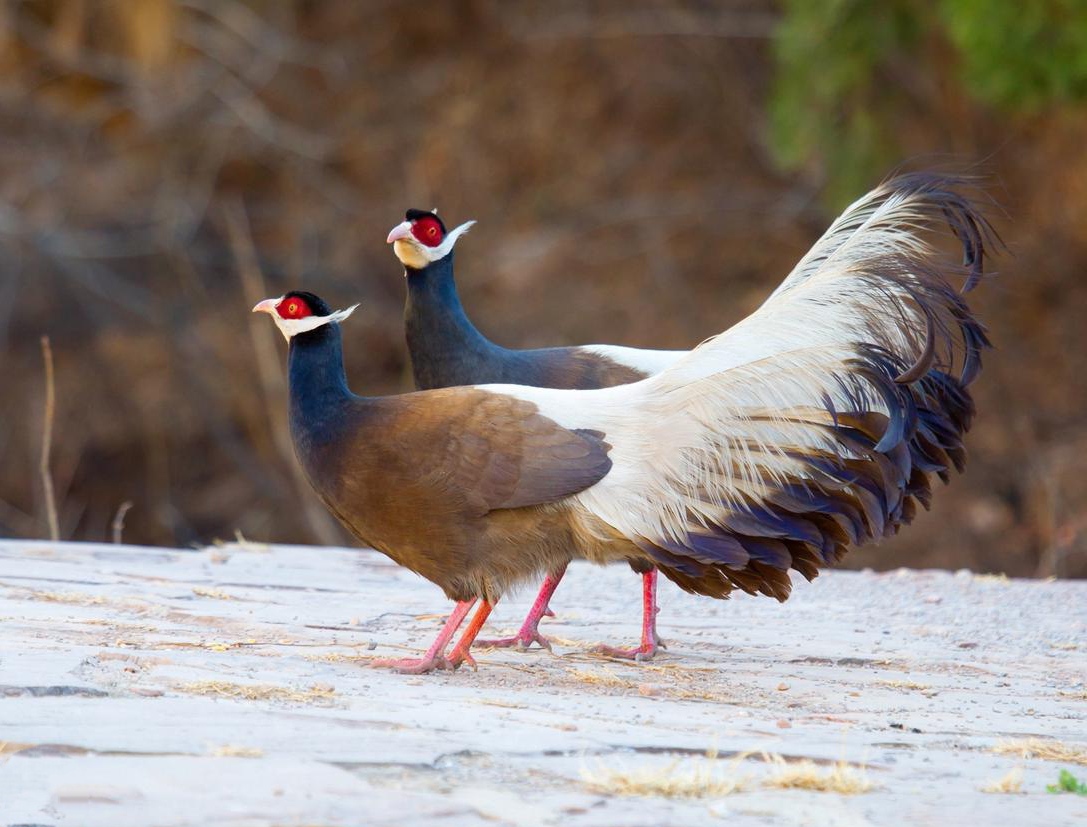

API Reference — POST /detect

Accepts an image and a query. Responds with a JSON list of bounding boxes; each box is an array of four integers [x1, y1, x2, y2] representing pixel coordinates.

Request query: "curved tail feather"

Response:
[[558, 173, 998, 600]]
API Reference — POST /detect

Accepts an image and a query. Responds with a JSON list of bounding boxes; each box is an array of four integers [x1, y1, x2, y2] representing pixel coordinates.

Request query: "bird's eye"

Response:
[[411, 217, 444, 248], [277, 297, 311, 320]]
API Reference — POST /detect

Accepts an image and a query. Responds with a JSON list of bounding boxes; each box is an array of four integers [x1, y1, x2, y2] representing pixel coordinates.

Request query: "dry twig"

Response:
[[39, 336, 59, 542], [112, 501, 134, 544], [223, 198, 343, 547]]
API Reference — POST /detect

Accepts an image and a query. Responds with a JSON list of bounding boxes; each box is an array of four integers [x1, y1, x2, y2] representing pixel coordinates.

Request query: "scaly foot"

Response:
[[369, 655, 456, 674], [445, 643, 478, 670], [369, 599, 477, 674], [590, 640, 663, 662], [475, 570, 565, 653], [476, 629, 552, 652], [591, 569, 667, 661], [442, 599, 496, 671]]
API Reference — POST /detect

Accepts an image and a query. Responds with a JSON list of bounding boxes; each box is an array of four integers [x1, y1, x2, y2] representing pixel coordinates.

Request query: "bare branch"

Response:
[[112, 501, 134, 544], [39, 335, 59, 542], [180, 0, 346, 77], [222, 198, 345, 547], [211, 71, 334, 161]]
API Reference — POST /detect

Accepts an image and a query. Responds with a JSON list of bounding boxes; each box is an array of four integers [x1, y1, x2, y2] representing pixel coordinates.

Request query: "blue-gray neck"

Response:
[[404, 251, 506, 389], [287, 323, 355, 455]]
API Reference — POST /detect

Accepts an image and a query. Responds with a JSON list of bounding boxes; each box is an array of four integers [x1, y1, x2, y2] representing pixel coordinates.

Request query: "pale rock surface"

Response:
[[1, 539, 1085, 826]]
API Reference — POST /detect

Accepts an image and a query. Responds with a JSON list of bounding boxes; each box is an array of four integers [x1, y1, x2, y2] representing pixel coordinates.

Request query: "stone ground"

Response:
[[1, 538, 1085, 826]]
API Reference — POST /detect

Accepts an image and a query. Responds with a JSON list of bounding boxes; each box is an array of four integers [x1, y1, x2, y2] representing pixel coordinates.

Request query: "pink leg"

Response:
[[476, 566, 567, 651], [446, 600, 496, 670], [370, 599, 476, 674], [592, 569, 665, 661]]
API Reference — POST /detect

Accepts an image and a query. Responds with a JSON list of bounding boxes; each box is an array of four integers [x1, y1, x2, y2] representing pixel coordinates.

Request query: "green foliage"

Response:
[[940, 0, 1087, 111], [1047, 769, 1087, 796], [771, 0, 1087, 205], [770, 0, 923, 205]]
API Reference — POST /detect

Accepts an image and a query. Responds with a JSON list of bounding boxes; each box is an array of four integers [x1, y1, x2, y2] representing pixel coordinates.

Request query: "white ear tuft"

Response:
[[327, 304, 359, 325], [417, 220, 476, 263], [273, 303, 360, 341]]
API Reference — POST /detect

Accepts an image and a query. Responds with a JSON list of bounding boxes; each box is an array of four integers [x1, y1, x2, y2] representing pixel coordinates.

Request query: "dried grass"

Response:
[[192, 586, 234, 600], [582, 749, 878, 798], [549, 636, 593, 648], [668, 687, 735, 703], [565, 668, 636, 690], [210, 744, 264, 758], [305, 652, 372, 664], [211, 531, 270, 553], [992, 738, 1087, 766], [981, 767, 1023, 794], [27, 589, 108, 606], [13, 587, 152, 616], [134, 639, 259, 653], [761, 753, 875, 794], [875, 679, 931, 691], [475, 698, 526, 709], [0, 741, 31, 758], [973, 573, 1010, 584], [640, 663, 717, 676], [581, 751, 748, 798], [563, 665, 734, 704], [176, 680, 336, 705]]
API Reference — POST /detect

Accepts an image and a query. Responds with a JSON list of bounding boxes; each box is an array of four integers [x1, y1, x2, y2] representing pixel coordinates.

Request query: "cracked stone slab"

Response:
[[0, 539, 1084, 826]]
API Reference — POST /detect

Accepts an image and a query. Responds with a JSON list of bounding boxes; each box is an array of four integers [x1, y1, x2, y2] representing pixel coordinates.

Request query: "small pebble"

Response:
[[776, 682, 789, 691], [776, 719, 792, 729], [638, 683, 661, 697]]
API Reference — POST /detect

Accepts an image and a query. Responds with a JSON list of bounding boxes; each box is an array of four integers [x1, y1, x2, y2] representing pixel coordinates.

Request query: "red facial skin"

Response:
[[411, 217, 444, 247], [277, 296, 312, 320]]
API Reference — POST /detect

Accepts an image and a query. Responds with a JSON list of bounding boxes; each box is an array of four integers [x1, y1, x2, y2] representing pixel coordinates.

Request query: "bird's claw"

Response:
[[369, 655, 458, 674], [476, 630, 552, 652], [447, 646, 477, 670], [590, 642, 660, 662]]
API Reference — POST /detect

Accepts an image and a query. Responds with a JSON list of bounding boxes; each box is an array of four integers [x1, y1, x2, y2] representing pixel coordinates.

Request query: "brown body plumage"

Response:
[[296, 385, 616, 602]]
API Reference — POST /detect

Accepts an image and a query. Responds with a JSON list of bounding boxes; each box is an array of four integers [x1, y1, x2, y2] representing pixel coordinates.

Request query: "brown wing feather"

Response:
[[431, 391, 612, 515]]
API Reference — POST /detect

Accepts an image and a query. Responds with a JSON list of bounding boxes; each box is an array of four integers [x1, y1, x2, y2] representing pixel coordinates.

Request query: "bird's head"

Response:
[[251, 290, 358, 342], [386, 208, 475, 271]]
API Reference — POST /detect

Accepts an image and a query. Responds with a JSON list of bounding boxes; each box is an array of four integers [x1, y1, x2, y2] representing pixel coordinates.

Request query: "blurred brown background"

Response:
[[1, 1, 1085, 577]]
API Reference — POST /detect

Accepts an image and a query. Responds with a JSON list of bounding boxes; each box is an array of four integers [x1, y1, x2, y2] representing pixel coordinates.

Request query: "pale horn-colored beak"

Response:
[[252, 297, 281, 314], [386, 221, 413, 244]]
